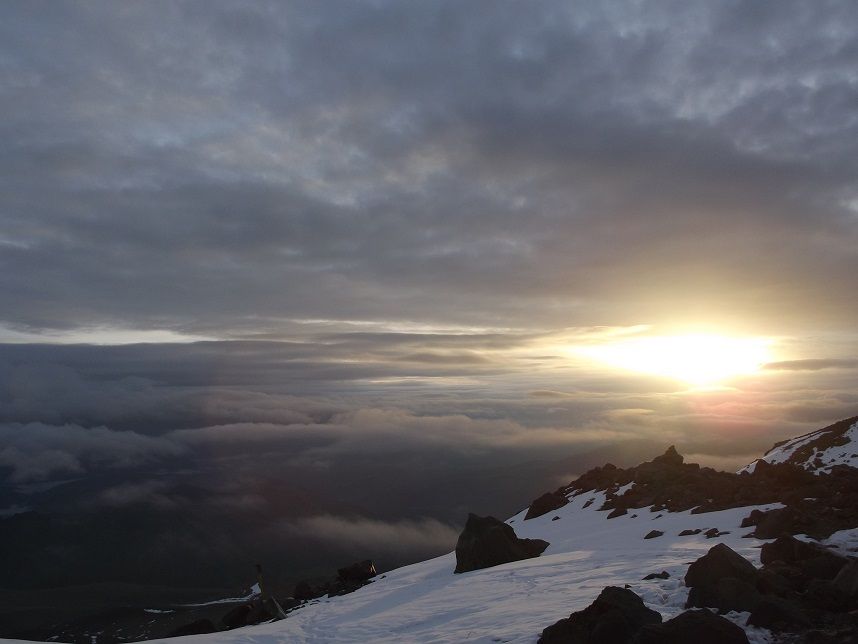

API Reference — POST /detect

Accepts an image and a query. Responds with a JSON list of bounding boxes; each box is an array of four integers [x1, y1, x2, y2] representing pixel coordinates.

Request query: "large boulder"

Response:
[[525, 491, 569, 520], [539, 586, 661, 644], [760, 535, 847, 580], [633, 609, 749, 644], [454, 514, 549, 573], [685, 543, 758, 588], [747, 596, 809, 630], [687, 576, 761, 613]]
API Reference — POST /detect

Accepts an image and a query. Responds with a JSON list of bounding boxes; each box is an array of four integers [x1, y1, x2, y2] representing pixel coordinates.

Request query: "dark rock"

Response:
[[168, 619, 217, 637], [539, 586, 661, 644], [642, 571, 670, 580], [687, 577, 761, 613], [704, 528, 728, 538], [220, 603, 252, 629], [552, 516, 560, 521], [752, 507, 809, 539], [338, 559, 377, 584], [760, 535, 847, 580], [293, 579, 328, 601], [804, 579, 852, 612], [685, 543, 758, 589], [755, 567, 794, 597], [747, 596, 809, 630], [454, 513, 549, 573], [526, 491, 570, 520], [652, 445, 684, 467], [832, 560, 858, 600], [633, 609, 749, 644], [740, 509, 766, 528], [678, 528, 702, 536], [643, 530, 663, 540], [606, 507, 628, 519]]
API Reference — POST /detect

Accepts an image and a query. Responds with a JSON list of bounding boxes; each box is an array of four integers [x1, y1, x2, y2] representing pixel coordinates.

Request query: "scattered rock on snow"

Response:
[[525, 491, 570, 520], [642, 571, 670, 580], [643, 530, 663, 540]]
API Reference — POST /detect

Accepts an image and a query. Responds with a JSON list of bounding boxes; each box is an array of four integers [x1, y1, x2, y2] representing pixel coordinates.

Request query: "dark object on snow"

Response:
[[747, 596, 809, 630], [704, 527, 729, 538], [338, 559, 377, 584], [525, 491, 570, 520], [167, 619, 216, 637], [687, 576, 761, 613], [643, 530, 663, 540], [685, 543, 760, 612], [760, 535, 847, 580], [642, 571, 670, 580], [538, 586, 661, 644], [634, 609, 750, 644], [678, 528, 702, 536], [454, 513, 549, 573], [685, 543, 757, 588], [552, 516, 560, 521], [606, 507, 627, 519]]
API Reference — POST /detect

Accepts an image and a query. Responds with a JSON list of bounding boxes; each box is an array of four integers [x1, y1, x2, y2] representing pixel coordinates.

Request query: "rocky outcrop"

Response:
[[680, 537, 858, 640], [538, 586, 661, 643], [634, 609, 749, 644], [454, 514, 549, 573], [338, 560, 377, 585], [525, 491, 569, 520], [293, 558, 379, 601]]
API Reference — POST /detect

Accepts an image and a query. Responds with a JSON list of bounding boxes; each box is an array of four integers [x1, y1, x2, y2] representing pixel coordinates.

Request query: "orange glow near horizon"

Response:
[[573, 333, 774, 386]]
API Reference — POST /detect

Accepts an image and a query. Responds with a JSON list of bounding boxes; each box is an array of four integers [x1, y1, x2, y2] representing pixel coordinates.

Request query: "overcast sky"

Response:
[[2, 1, 858, 486]]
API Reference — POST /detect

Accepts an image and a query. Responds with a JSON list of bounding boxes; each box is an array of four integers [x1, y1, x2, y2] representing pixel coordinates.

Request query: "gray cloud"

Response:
[[278, 515, 460, 559], [0, 422, 184, 482], [0, 1, 857, 338]]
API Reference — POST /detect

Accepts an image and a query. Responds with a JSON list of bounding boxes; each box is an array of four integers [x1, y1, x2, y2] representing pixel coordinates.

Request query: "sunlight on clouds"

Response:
[[572, 333, 774, 386]]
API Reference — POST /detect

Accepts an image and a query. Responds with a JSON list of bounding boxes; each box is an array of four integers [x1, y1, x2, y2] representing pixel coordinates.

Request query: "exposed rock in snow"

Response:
[[740, 416, 858, 475], [454, 513, 549, 573]]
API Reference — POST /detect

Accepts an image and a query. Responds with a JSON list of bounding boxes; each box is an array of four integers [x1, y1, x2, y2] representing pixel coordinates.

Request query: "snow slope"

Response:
[[740, 416, 858, 474], [157, 492, 794, 644]]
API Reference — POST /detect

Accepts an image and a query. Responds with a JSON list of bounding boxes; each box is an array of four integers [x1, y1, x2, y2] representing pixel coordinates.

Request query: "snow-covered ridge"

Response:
[[740, 416, 858, 475]]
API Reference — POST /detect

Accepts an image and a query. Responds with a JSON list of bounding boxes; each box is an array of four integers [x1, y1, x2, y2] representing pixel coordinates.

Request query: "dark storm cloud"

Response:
[[1, 1, 857, 337]]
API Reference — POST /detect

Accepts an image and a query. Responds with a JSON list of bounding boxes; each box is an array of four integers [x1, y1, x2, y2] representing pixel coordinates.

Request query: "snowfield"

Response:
[[158, 492, 796, 644]]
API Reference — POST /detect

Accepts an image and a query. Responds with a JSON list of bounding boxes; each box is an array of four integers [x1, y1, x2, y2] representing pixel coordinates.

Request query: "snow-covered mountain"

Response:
[[740, 416, 858, 475], [6, 418, 858, 644]]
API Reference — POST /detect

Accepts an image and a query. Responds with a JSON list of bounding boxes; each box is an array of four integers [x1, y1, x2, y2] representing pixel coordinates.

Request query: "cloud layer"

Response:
[[1, 1, 857, 339]]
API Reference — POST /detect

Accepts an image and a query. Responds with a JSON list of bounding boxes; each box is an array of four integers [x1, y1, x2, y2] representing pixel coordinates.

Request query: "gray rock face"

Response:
[[454, 514, 549, 574]]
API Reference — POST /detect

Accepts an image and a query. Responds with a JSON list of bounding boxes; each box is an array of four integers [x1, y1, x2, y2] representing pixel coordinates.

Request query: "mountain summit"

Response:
[[740, 416, 858, 475]]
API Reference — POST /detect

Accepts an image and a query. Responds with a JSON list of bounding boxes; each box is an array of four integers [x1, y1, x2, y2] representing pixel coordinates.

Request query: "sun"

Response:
[[574, 333, 773, 386]]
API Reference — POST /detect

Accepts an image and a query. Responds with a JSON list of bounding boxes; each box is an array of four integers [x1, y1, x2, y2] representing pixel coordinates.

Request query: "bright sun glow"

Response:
[[575, 334, 773, 386]]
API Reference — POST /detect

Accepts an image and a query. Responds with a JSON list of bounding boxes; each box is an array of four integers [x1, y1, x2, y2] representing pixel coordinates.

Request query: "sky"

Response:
[[2, 0, 858, 502]]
